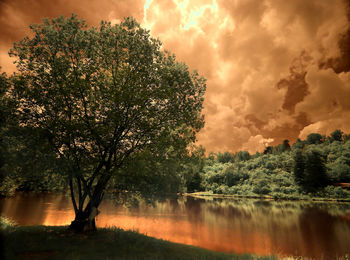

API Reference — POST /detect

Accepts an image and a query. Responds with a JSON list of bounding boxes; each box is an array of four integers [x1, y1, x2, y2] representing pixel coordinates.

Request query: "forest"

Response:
[[186, 130, 350, 200], [2, 121, 350, 201]]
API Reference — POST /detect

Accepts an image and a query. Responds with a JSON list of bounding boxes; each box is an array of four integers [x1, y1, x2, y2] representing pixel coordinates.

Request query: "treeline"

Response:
[[1, 119, 350, 201], [185, 129, 350, 200]]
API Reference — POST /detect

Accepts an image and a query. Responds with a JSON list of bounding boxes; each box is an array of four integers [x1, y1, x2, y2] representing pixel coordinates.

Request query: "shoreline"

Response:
[[0, 223, 275, 260], [184, 192, 350, 203]]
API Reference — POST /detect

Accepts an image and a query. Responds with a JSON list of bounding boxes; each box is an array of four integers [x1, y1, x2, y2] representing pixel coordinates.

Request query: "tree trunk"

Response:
[[69, 171, 111, 232], [69, 206, 99, 232]]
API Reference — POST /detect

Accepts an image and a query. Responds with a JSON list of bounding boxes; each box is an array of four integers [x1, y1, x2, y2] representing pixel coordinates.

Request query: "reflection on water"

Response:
[[1, 193, 350, 259]]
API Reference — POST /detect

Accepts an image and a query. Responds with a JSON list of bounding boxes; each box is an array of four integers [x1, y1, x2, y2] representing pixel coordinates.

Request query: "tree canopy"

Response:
[[9, 15, 206, 231]]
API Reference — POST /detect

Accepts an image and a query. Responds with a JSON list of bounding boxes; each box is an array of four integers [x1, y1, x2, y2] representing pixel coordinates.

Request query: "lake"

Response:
[[1, 193, 350, 259]]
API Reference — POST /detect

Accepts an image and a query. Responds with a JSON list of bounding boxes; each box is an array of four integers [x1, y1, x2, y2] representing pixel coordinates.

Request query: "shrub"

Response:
[[223, 165, 249, 187], [252, 179, 271, 195], [0, 175, 18, 197], [216, 152, 235, 163], [0, 216, 16, 229]]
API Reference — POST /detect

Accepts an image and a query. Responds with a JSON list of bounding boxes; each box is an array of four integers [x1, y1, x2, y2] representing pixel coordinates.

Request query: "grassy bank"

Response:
[[0, 219, 274, 260], [185, 191, 350, 203]]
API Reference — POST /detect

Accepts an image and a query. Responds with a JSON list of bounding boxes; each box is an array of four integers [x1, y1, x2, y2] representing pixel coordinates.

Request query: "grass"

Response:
[[0, 217, 275, 260]]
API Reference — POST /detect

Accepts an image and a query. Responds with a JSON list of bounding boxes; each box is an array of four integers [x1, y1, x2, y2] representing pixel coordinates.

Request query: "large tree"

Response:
[[9, 15, 206, 231]]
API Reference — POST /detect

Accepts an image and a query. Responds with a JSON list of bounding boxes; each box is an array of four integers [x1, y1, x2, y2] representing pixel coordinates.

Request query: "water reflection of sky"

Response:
[[1, 193, 350, 259]]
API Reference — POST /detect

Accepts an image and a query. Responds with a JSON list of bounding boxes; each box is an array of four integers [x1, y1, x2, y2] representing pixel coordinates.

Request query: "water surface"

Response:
[[1, 193, 350, 259]]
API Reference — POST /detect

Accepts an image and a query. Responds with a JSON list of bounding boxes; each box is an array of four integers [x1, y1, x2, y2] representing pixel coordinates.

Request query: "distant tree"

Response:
[[275, 144, 284, 154], [216, 152, 235, 163], [184, 146, 205, 193], [9, 15, 206, 231], [328, 156, 350, 182], [236, 151, 250, 161], [306, 133, 323, 145], [223, 165, 249, 187], [252, 151, 261, 159], [186, 171, 202, 193], [330, 129, 343, 142], [303, 150, 329, 190], [282, 139, 291, 152], [292, 138, 305, 150], [113, 146, 188, 202], [293, 149, 329, 191], [263, 146, 273, 154], [293, 150, 305, 186], [344, 134, 350, 142]]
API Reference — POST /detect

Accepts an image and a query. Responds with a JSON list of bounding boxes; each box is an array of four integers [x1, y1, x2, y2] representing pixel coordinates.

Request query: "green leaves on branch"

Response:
[[6, 14, 206, 216], [9, 14, 206, 177]]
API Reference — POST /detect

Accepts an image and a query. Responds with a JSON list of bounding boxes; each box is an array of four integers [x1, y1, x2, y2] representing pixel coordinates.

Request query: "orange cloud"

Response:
[[0, 0, 349, 153]]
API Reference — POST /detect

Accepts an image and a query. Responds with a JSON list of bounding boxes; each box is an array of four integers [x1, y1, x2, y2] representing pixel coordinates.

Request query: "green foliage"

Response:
[[330, 129, 343, 142], [293, 147, 330, 191], [0, 124, 68, 196], [197, 130, 349, 200], [0, 216, 16, 230], [0, 70, 16, 196], [263, 146, 273, 154], [303, 149, 329, 191], [282, 139, 291, 152], [252, 179, 271, 195], [7, 14, 206, 223], [306, 133, 323, 144], [0, 176, 17, 196], [328, 155, 350, 182], [293, 150, 305, 186], [322, 185, 350, 199], [186, 171, 202, 193], [112, 145, 206, 202], [292, 138, 305, 150], [216, 152, 235, 163], [236, 150, 250, 161], [223, 165, 249, 187]]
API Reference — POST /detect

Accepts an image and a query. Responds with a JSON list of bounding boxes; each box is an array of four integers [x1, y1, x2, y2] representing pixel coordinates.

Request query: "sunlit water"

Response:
[[1, 193, 350, 259]]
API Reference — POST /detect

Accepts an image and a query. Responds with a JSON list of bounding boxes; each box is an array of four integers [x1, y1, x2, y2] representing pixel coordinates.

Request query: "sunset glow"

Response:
[[2, 194, 350, 259]]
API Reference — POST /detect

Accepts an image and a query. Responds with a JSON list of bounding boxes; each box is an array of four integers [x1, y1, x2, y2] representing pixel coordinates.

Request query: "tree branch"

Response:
[[69, 178, 78, 215]]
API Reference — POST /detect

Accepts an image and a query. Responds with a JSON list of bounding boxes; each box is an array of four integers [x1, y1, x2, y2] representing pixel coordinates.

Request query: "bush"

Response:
[[252, 179, 271, 195], [216, 152, 235, 163], [323, 186, 350, 199], [330, 129, 343, 142], [328, 155, 350, 182], [0, 216, 16, 229], [306, 133, 323, 144], [223, 165, 249, 187], [0, 175, 18, 197], [213, 184, 229, 194]]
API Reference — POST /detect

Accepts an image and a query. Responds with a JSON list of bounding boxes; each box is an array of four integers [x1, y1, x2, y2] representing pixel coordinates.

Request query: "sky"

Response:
[[1, 0, 349, 154]]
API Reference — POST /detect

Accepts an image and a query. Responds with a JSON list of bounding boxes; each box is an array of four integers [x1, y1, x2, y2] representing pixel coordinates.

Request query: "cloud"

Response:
[[0, 0, 349, 153], [299, 114, 350, 140], [241, 135, 274, 154], [296, 67, 350, 138], [0, 0, 145, 72]]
